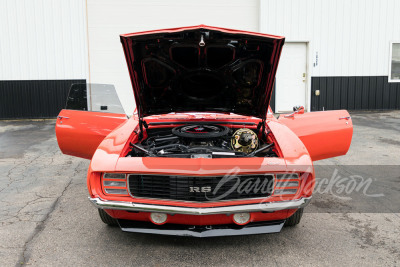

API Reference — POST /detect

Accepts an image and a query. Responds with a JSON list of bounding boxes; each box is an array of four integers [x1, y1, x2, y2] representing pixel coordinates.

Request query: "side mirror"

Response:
[[284, 106, 305, 118]]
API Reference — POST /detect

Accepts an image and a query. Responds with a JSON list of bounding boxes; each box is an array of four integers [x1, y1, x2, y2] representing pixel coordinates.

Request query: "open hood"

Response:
[[120, 25, 285, 120]]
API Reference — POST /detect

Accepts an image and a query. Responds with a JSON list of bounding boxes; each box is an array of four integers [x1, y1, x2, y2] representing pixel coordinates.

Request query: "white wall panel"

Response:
[[87, 0, 260, 114], [0, 0, 87, 80], [259, 0, 400, 77]]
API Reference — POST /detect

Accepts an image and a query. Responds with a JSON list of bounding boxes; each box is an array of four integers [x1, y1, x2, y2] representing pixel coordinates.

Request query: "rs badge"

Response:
[[189, 186, 212, 193]]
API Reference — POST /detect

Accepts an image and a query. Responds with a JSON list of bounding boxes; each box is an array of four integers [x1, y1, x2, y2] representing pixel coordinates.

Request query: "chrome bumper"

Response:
[[89, 197, 311, 215]]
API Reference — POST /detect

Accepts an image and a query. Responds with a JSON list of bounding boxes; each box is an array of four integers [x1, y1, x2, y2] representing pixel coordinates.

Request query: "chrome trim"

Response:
[[339, 116, 351, 120], [103, 173, 127, 179], [119, 221, 285, 237], [273, 189, 298, 195], [89, 196, 311, 215], [275, 181, 299, 187], [57, 116, 69, 119], [124, 195, 270, 205], [104, 188, 129, 195], [103, 180, 126, 187], [276, 173, 299, 180], [126, 173, 275, 203]]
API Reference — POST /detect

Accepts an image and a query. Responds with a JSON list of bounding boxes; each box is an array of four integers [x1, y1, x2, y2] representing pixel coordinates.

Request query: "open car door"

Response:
[[278, 109, 353, 161], [55, 84, 128, 160]]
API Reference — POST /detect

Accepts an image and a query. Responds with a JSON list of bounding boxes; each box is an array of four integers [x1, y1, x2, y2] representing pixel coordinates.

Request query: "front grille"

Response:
[[128, 174, 274, 202]]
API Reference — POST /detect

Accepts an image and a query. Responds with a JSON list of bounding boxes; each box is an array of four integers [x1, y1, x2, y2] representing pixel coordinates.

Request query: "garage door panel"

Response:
[[275, 43, 307, 113]]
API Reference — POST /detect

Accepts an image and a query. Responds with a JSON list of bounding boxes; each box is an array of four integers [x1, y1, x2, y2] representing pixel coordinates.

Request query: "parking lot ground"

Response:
[[0, 111, 399, 266]]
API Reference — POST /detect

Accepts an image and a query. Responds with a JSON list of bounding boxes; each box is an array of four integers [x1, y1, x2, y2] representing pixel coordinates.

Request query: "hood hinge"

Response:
[[257, 118, 267, 139], [138, 118, 148, 141]]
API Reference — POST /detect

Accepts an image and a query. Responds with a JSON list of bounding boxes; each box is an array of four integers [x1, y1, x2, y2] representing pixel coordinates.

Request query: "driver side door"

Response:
[[55, 84, 127, 160]]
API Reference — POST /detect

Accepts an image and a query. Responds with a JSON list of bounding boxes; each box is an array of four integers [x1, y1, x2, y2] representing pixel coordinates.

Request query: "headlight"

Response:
[[102, 173, 128, 195], [273, 173, 300, 196]]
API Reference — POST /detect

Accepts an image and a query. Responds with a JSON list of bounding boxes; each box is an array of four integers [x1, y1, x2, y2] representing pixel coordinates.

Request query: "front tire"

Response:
[[98, 209, 118, 226], [284, 208, 304, 226]]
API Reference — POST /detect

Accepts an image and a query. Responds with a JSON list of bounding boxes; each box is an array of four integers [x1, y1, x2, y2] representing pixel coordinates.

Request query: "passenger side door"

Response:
[[278, 109, 353, 161]]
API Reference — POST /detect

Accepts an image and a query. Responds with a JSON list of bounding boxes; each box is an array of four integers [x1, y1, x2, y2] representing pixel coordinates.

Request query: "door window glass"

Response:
[[65, 83, 125, 114]]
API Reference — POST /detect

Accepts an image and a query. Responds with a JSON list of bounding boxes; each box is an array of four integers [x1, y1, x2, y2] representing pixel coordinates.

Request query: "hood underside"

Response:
[[120, 25, 285, 119]]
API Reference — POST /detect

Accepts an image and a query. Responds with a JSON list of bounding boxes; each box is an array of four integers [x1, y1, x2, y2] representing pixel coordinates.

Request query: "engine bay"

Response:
[[126, 124, 277, 158]]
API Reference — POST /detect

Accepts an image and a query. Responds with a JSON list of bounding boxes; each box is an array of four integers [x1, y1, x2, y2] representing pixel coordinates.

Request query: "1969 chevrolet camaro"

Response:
[[55, 25, 353, 237]]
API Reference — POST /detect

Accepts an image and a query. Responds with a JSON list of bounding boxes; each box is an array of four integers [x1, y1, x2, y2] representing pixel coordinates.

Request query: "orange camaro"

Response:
[[55, 25, 353, 237]]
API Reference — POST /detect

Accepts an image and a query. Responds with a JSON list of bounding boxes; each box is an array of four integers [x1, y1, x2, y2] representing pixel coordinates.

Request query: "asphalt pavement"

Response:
[[0, 111, 399, 266]]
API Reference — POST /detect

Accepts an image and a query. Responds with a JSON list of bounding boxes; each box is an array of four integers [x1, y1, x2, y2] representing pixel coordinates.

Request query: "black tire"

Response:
[[98, 209, 118, 226], [284, 208, 304, 227]]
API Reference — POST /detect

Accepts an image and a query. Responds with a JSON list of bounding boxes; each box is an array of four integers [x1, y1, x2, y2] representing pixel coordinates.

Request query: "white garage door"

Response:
[[86, 0, 260, 114], [275, 42, 307, 113]]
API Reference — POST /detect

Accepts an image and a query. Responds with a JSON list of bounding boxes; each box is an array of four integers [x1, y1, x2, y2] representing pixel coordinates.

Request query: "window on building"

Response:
[[389, 42, 400, 82]]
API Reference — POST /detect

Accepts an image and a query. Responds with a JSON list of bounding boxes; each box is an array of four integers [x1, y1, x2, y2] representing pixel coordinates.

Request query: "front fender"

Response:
[[90, 117, 139, 172]]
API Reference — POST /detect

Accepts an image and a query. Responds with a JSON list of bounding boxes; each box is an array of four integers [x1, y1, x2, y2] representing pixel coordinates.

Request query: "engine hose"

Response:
[[131, 143, 155, 156], [150, 144, 189, 153], [187, 146, 234, 153], [247, 142, 274, 157]]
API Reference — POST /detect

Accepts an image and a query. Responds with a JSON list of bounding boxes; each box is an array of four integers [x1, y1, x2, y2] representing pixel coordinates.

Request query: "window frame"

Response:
[[389, 41, 400, 83]]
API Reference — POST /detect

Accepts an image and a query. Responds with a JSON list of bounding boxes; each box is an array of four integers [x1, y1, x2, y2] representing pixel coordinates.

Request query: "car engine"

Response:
[[127, 124, 277, 158]]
